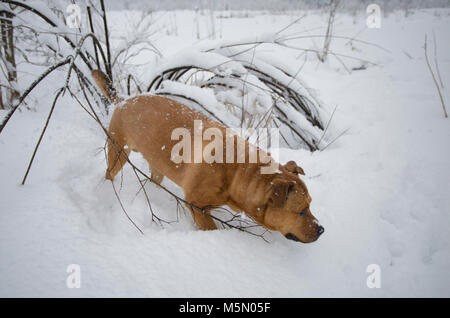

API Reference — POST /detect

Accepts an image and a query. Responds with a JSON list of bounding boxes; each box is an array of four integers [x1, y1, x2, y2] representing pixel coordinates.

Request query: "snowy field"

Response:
[[1, 7, 450, 297]]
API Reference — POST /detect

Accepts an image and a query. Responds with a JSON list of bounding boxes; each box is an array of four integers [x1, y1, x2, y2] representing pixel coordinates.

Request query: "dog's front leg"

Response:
[[105, 137, 130, 181], [185, 201, 217, 231]]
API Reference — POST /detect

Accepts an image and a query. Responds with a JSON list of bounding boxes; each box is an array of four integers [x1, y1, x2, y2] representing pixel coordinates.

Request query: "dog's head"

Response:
[[261, 161, 324, 243]]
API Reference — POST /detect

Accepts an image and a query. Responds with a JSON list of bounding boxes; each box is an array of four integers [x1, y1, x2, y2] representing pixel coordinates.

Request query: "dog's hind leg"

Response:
[[105, 110, 131, 181]]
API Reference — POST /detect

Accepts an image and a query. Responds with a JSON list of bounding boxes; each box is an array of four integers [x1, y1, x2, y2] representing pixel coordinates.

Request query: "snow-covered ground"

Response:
[[1, 8, 449, 297]]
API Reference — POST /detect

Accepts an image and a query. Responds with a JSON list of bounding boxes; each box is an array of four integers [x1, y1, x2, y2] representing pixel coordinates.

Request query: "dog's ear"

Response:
[[269, 179, 294, 208], [284, 160, 305, 175]]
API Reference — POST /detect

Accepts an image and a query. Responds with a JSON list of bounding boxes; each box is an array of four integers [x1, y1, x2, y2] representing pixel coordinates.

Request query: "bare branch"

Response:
[[21, 88, 64, 185], [424, 35, 447, 118], [0, 58, 71, 135]]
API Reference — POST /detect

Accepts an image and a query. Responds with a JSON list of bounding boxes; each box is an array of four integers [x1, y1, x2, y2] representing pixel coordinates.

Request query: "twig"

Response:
[[279, 34, 390, 53], [318, 0, 340, 62], [317, 104, 338, 148], [432, 30, 444, 89], [127, 74, 142, 95], [100, 0, 112, 80], [320, 127, 350, 152], [87, 5, 100, 70], [275, 14, 307, 36], [110, 178, 144, 235], [131, 166, 171, 225], [424, 35, 447, 118], [21, 88, 64, 185]]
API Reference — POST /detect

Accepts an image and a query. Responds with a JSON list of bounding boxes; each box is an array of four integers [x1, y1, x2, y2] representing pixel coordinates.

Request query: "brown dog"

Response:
[[92, 70, 324, 243]]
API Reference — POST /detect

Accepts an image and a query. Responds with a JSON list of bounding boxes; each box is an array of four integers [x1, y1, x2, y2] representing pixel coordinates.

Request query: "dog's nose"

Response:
[[317, 226, 324, 236]]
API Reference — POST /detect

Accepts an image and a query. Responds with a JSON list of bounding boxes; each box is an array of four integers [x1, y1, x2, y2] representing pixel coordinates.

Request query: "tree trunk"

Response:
[[1, 10, 19, 108], [0, 28, 3, 110], [0, 84, 4, 110]]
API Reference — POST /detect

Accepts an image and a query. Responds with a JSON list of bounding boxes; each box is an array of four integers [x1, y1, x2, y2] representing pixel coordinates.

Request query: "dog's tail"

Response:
[[91, 70, 120, 103]]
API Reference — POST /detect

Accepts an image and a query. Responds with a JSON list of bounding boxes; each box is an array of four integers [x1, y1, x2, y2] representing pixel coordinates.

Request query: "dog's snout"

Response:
[[317, 225, 324, 236]]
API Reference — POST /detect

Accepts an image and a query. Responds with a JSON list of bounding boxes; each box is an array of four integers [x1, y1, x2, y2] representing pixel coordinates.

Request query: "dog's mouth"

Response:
[[285, 233, 303, 243], [285, 233, 320, 243], [285, 225, 325, 243]]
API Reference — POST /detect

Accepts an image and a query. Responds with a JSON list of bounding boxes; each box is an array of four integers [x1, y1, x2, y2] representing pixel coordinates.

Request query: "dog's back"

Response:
[[110, 95, 224, 184]]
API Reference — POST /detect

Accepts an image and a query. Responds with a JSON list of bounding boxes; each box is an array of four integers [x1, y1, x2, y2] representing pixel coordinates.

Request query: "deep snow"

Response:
[[0, 8, 449, 297]]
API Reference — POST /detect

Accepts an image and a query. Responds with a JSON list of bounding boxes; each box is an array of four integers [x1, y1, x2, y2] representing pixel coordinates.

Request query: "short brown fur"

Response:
[[93, 70, 323, 243]]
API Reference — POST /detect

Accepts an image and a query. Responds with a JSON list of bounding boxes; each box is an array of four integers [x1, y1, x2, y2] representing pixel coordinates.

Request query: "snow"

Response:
[[1, 8, 450, 297], [148, 49, 247, 81]]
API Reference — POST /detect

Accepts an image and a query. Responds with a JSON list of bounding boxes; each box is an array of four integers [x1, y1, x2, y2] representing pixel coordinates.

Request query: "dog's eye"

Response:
[[299, 209, 307, 216]]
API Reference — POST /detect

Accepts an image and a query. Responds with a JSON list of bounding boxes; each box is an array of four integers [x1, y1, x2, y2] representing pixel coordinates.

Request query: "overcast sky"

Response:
[[103, 0, 450, 12]]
